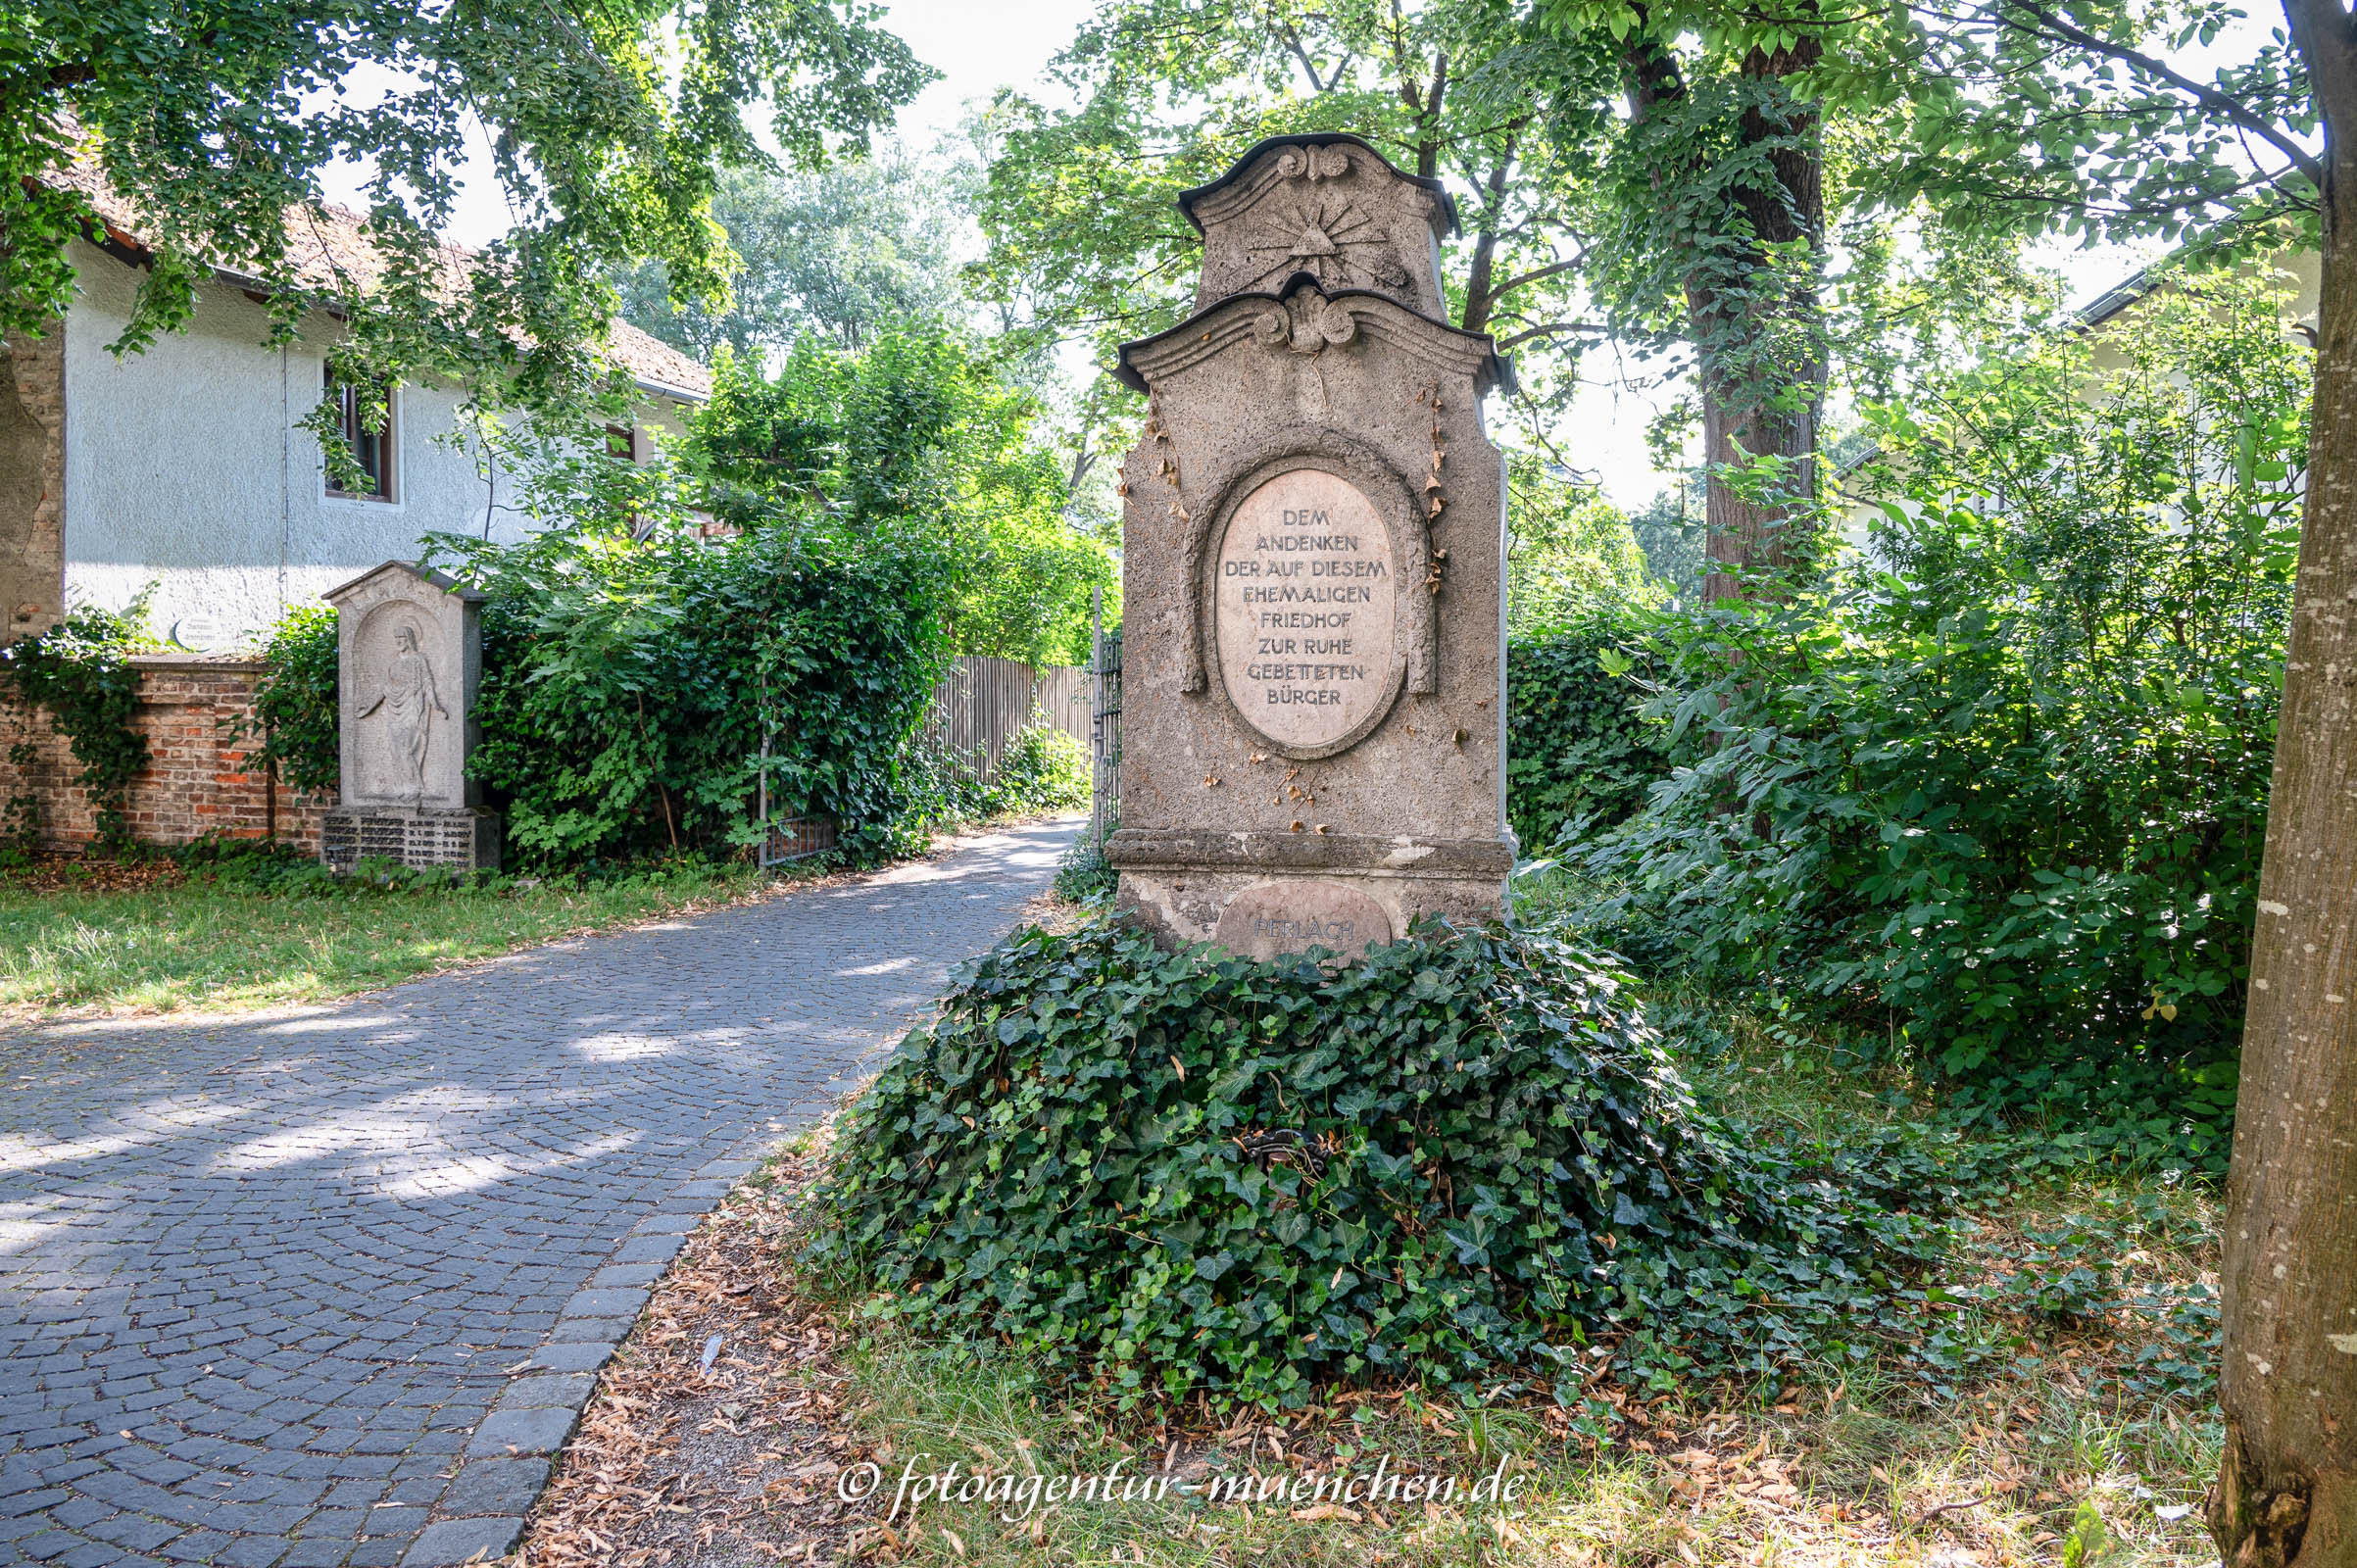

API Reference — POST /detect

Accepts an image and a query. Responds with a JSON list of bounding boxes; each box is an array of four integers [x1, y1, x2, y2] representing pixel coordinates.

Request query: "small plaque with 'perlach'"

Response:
[[1215, 468, 1397, 752], [1214, 880, 1395, 961]]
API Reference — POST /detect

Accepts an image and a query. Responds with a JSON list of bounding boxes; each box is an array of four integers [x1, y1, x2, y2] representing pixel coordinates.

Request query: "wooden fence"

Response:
[[924, 655, 1092, 782]]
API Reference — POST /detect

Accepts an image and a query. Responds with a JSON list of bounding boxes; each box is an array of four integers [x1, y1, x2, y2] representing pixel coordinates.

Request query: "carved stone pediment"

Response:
[[1179, 135, 1456, 319]]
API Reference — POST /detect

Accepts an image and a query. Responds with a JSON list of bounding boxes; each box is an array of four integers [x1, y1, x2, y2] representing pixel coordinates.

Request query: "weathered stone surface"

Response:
[[328, 562, 481, 811], [0, 328, 65, 644], [1213, 880, 1393, 960], [1107, 134, 1514, 944], [1179, 134, 1456, 321], [322, 561, 500, 869]]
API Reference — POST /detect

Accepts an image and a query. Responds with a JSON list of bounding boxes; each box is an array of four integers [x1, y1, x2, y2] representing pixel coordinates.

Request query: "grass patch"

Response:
[[0, 850, 780, 1020]]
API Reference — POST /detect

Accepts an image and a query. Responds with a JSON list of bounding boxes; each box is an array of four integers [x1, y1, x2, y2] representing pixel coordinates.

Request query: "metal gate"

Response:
[[1090, 615, 1122, 852]]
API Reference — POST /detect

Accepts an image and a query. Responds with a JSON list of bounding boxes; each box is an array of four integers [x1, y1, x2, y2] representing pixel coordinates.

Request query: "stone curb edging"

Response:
[[393, 1154, 761, 1566]]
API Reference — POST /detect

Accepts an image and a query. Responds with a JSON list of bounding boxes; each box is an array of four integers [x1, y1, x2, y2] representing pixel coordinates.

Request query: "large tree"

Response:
[[982, 0, 1968, 599], [614, 148, 973, 362], [2, 0, 930, 403], [1539, 0, 1838, 598], [2213, 0, 2357, 1545]]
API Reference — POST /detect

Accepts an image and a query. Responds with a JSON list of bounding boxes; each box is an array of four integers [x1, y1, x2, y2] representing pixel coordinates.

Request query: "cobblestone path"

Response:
[[0, 817, 1077, 1568]]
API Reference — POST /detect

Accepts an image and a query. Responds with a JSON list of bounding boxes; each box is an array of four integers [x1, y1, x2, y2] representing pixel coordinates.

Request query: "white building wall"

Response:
[[61, 240, 693, 649]]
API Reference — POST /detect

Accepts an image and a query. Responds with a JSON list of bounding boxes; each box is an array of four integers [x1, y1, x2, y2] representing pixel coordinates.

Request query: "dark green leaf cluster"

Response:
[[446, 520, 953, 868], [242, 605, 341, 794], [4, 0, 931, 420], [809, 918, 1952, 1409], [0, 598, 154, 847], [1505, 612, 1668, 851]]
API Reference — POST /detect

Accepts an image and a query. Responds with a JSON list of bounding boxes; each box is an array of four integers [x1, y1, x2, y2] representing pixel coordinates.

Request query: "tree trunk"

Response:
[[1694, 39, 1824, 604], [1694, 351, 1818, 602], [2208, 5, 2357, 1555]]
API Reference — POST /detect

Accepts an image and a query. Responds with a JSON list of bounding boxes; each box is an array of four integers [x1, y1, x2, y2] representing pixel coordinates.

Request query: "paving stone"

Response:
[[434, 1458, 548, 1518], [556, 1289, 648, 1322], [608, 1236, 687, 1267], [462, 1408, 575, 1460], [400, 1515, 523, 1566], [0, 818, 1076, 1568], [522, 1343, 614, 1375], [492, 1375, 592, 1412], [543, 1316, 630, 1346]]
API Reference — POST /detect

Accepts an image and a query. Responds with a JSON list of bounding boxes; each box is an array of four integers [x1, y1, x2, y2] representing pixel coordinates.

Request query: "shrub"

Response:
[[446, 520, 955, 868], [1504, 610, 1666, 851], [987, 721, 1091, 814], [809, 918, 1950, 1409], [246, 604, 340, 792], [1052, 834, 1116, 901], [1564, 273, 2301, 1162]]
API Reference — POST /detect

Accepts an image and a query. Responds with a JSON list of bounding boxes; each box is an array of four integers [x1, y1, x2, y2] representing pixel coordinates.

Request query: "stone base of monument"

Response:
[[321, 808, 503, 873], [1106, 829, 1515, 961]]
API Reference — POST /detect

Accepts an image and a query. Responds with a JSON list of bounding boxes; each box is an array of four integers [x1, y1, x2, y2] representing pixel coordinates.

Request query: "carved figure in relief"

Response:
[[355, 623, 448, 804]]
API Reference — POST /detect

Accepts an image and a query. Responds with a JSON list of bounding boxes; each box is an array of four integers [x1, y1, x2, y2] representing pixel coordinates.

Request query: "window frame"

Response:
[[322, 368, 400, 504]]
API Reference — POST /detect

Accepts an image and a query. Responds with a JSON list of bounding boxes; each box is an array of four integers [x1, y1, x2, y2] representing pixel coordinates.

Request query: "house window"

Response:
[[324, 368, 397, 501], [606, 423, 637, 462]]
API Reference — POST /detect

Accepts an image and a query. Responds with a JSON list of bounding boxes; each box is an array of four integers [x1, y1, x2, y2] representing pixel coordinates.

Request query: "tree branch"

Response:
[[1496, 321, 1605, 348], [1988, 0, 2324, 186], [1491, 255, 1585, 300]]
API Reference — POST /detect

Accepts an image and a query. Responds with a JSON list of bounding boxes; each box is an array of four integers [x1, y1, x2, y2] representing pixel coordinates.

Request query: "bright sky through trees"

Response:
[[313, 0, 2259, 506]]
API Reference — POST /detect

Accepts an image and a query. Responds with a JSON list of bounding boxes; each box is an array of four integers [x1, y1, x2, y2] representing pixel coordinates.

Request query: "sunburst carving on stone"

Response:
[[1245, 196, 1405, 291]]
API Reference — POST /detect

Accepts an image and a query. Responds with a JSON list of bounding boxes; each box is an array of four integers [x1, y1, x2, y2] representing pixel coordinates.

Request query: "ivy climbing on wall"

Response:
[[0, 597, 155, 848]]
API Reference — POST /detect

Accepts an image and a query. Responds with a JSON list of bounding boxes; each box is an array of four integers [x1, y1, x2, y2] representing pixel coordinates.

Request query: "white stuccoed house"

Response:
[[0, 176, 711, 652]]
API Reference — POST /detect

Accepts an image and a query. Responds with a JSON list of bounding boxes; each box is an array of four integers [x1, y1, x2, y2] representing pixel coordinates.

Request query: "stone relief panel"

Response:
[[350, 604, 452, 807], [1185, 139, 1451, 319]]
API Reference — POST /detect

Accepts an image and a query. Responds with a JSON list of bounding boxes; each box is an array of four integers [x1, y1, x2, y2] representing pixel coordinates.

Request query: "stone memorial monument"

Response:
[[1105, 134, 1515, 958], [319, 562, 502, 871]]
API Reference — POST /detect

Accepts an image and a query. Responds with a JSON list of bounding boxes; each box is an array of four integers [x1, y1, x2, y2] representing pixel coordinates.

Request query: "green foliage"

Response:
[[1053, 835, 1117, 903], [1504, 612, 1667, 852], [1565, 275, 2303, 1162], [1505, 457, 1662, 635], [1625, 478, 1708, 604], [900, 723, 1093, 832], [4, 0, 929, 426], [682, 329, 1117, 666], [245, 605, 340, 794], [989, 724, 1092, 815], [974, 0, 1614, 416], [810, 917, 1954, 1410], [616, 153, 973, 361], [0, 595, 155, 847], [444, 519, 953, 868]]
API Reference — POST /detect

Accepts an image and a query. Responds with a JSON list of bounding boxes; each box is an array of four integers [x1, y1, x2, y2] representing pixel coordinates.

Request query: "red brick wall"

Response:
[[0, 654, 334, 854]]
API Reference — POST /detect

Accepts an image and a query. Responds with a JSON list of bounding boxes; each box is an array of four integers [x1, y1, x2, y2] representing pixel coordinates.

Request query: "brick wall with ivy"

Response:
[[1, 654, 332, 853]]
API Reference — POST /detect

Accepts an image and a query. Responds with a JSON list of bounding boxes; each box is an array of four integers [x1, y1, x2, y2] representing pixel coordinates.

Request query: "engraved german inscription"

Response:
[[1215, 468, 1398, 751]]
